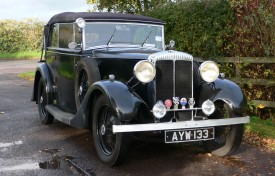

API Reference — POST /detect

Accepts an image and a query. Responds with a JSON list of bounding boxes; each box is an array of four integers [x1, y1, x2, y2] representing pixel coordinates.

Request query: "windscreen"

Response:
[[84, 22, 164, 50]]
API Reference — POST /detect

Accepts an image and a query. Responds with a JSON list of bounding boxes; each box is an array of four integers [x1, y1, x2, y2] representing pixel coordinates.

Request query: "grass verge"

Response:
[[18, 71, 35, 81], [0, 51, 40, 60], [245, 116, 275, 139], [244, 116, 275, 150]]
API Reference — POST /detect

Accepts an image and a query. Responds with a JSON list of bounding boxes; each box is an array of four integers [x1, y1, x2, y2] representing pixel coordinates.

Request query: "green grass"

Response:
[[18, 71, 35, 81], [0, 51, 40, 60], [245, 116, 275, 139]]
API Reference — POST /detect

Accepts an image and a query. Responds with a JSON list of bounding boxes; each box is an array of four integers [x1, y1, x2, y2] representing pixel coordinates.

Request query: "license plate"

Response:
[[165, 127, 215, 143]]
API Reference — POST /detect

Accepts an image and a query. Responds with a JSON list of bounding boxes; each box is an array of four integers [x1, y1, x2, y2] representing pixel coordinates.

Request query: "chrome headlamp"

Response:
[[134, 61, 156, 83], [199, 61, 219, 83]]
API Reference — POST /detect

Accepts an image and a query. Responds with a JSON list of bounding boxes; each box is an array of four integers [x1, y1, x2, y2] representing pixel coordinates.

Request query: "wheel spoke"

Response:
[[97, 105, 116, 155], [79, 70, 89, 103]]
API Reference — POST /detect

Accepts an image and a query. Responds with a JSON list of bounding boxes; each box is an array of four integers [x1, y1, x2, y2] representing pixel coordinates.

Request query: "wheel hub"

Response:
[[79, 86, 83, 95], [40, 96, 43, 104], [100, 125, 106, 135]]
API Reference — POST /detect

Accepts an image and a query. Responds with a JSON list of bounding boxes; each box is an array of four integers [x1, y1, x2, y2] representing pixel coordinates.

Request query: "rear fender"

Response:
[[31, 63, 53, 103]]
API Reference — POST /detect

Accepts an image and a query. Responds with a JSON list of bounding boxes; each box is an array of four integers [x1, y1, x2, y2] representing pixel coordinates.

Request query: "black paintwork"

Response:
[[32, 13, 246, 129], [32, 45, 247, 129], [32, 63, 53, 104], [46, 48, 81, 113], [199, 79, 247, 115]]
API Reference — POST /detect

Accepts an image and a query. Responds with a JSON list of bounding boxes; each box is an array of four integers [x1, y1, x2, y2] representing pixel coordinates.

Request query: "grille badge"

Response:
[[173, 97, 180, 109], [180, 98, 187, 109], [188, 98, 195, 109], [164, 99, 172, 109]]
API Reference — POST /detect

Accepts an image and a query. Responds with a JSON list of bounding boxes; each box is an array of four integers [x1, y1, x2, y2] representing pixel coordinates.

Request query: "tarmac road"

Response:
[[0, 60, 274, 176]]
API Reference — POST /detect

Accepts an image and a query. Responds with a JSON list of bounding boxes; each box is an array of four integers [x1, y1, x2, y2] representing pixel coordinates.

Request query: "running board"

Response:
[[46, 105, 74, 125]]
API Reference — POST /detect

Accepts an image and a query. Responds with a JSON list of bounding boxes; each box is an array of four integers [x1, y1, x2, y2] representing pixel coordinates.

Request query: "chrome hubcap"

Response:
[[40, 96, 43, 104], [79, 86, 83, 95], [100, 125, 106, 135]]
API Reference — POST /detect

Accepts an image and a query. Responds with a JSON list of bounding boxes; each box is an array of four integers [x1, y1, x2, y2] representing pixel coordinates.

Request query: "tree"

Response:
[[86, 0, 170, 14]]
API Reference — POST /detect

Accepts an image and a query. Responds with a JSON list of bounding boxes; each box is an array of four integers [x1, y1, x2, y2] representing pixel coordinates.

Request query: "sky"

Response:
[[0, 0, 91, 22]]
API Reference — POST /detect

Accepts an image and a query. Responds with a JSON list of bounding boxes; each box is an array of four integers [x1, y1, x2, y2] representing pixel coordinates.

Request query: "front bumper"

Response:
[[112, 116, 250, 133]]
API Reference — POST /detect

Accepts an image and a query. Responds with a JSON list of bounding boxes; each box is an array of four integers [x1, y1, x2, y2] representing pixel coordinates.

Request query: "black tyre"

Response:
[[75, 58, 100, 108], [37, 78, 54, 124], [204, 103, 244, 156], [92, 95, 129, 166]]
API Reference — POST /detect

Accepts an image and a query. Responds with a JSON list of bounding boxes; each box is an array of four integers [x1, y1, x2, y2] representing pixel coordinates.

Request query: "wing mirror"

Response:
[[166, 40, 175, 50], [68, 42, 81, 49]]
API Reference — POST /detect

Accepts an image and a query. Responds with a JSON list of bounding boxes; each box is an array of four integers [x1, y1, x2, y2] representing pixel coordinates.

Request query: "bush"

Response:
[[144, 0, 236, 58], [229, 0, 275, 57], [0, 19, 44, 53], [144, 0, 275, 57]]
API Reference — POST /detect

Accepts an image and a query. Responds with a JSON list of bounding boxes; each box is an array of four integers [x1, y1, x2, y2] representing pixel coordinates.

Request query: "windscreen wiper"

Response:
[[107, 28, 116, 46], [141, 31, 152, 47]]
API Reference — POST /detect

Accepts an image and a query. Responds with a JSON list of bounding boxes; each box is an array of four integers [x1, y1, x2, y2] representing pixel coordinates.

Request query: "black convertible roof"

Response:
[[43, 12, 165, 47], [47, 12, 165, 25]]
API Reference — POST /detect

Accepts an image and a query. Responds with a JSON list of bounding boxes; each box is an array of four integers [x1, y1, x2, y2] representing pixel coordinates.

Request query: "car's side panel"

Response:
[[198, 78, 247, 115], [47, 48, 81, 114], [71, 80, 147, 128]]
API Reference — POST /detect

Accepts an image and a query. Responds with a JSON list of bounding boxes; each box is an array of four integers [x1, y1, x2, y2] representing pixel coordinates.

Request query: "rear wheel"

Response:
[[37, 78, 54, 124], [204, 103, 244, 156], [77, 70, 89, 104], [75, 58, 100, 108], [92, 95, 129, 166]]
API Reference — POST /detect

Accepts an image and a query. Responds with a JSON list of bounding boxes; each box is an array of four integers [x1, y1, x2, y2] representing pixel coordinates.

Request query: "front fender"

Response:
[[31, 63, 53, 103], [91, 80, 146, 121], [199, 78, 247, 115], [72, 80, 147, 129]]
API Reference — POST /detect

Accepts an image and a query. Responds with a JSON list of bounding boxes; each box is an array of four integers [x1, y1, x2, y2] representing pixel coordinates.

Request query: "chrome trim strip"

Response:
[[46, 50, 81, 56], [173, 60, 176, 118], [85, 45, 162, 51], [173, 60, 175, 98], [82, 25, 86, 50], [150, 108, 202, 112], [162, 27, 165, 50], [148, 51, 193, 62], [113, 116, 250, 133], [191, 56, 194, 120]]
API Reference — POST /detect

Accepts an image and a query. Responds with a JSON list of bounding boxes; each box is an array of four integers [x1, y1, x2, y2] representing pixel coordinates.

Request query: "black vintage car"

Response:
[[32, 12, 249, 166]]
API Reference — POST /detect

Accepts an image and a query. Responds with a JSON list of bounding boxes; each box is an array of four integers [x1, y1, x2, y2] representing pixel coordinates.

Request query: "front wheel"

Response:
[[37, 78, 54, 124], [204, 103, 244, 156], [92, 95, 129, 166]]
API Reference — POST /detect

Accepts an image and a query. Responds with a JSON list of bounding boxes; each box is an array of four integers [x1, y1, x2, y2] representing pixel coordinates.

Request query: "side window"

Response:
[[50, 23, 82, 49], [74, 23, 82, 45], [50, 24, 59, 47], [59, 23, 73, 48]]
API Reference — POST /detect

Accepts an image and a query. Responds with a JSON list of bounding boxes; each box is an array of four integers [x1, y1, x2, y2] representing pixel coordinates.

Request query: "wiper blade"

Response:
[[141, 31, 152, 47], [107, 28, 116, 46]]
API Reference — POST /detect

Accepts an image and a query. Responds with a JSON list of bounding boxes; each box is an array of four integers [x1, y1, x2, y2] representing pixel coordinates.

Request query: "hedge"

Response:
[[0, 19, 44, 53], [144, 0, 275, 58]]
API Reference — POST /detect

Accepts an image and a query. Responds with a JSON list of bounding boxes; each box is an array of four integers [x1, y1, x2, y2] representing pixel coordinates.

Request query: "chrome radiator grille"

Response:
[[155, 60, 192, 101], [149, 51, 194, 121]]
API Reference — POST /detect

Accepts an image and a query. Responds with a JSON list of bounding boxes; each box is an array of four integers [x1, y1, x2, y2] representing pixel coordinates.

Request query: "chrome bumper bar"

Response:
[[112, 116, 250, 133]]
